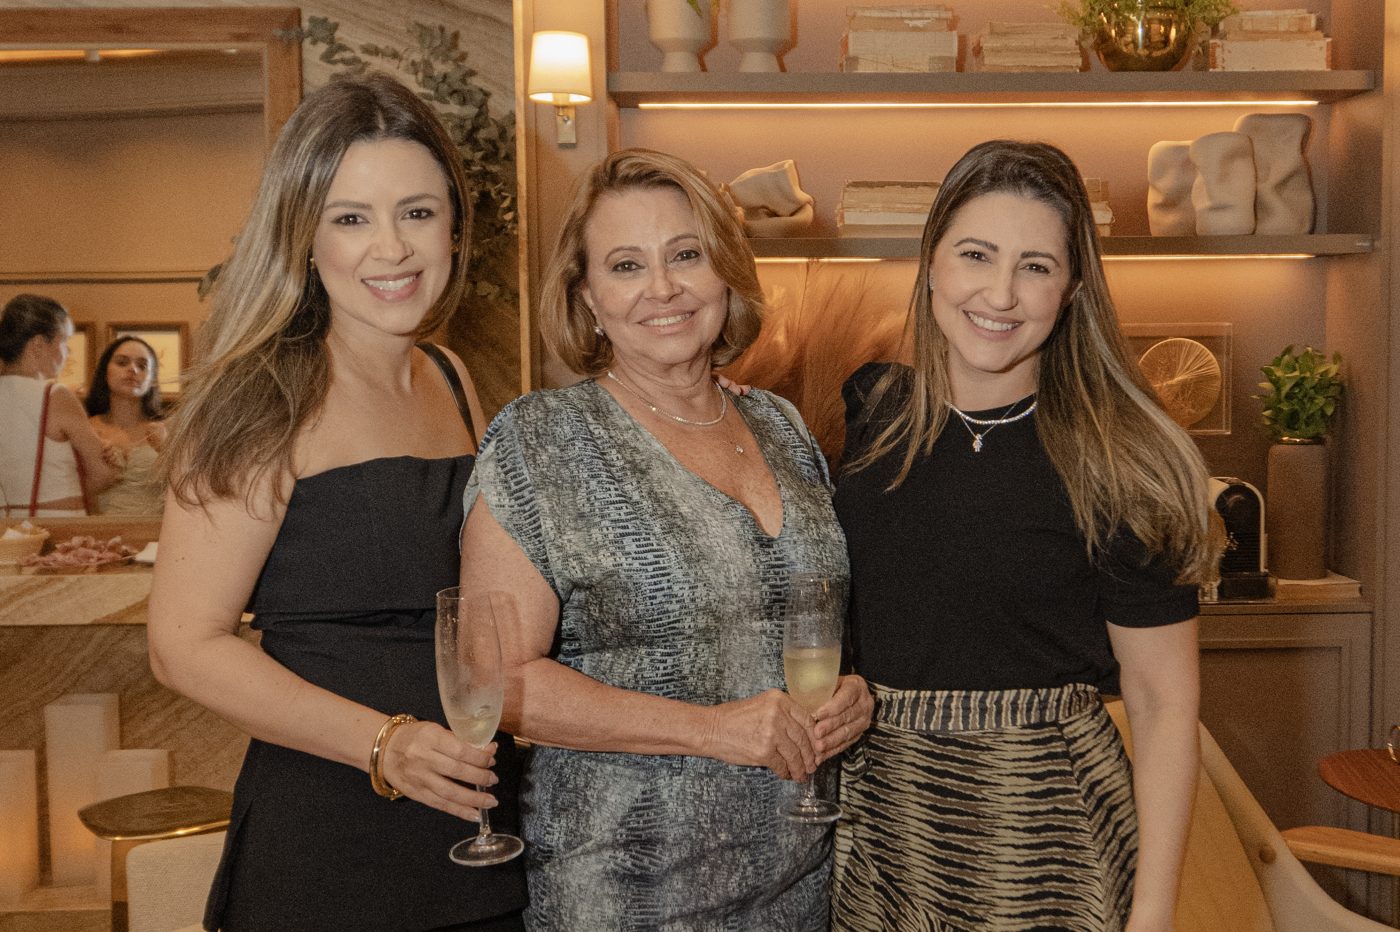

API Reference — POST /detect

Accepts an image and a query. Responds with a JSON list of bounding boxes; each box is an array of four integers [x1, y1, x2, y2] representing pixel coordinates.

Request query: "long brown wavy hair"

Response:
[[847, 140, 1220, 582], [163, 74, 474, 507]]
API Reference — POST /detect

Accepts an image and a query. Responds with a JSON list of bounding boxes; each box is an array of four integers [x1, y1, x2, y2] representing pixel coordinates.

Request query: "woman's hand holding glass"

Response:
[[378, 720, 501, 823], [812, 674, 874, 764], [700, 689, 819, 781], [779, 573, 846, 823], [435, 587, 524, 866]]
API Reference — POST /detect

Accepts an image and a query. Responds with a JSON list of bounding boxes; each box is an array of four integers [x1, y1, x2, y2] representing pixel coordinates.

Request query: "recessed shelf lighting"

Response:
[[639, 100, 1320, 111], [1103, 253, 1316, 261]]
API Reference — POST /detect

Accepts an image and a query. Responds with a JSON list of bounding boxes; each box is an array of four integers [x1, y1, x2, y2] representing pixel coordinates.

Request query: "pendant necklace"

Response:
[[947, 398, 1037, 453], [605, 370, 745, 454]]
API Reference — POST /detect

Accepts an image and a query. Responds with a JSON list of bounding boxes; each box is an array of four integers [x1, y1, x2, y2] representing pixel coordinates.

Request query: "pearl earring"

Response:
[[593, 325, 605, 337]]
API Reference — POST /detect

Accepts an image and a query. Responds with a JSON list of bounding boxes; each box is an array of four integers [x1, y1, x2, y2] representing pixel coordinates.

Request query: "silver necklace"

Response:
[[606, 370, 729, 428], [947, 398, 1037, 453]]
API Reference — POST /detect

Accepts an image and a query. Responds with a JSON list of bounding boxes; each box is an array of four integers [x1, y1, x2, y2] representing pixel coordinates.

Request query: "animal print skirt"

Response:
[[831, 683, 1137, 932]]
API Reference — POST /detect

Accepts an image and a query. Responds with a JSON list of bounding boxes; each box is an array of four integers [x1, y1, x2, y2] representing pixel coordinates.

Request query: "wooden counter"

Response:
[[1, 516, 159, 628]]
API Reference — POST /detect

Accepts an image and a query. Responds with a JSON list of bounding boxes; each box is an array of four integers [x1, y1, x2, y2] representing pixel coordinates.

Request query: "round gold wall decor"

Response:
[[1138, 337, 1222, 428]]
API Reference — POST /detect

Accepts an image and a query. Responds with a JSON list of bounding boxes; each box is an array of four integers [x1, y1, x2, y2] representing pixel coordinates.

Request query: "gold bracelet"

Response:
[[369, 713, 417, 800]]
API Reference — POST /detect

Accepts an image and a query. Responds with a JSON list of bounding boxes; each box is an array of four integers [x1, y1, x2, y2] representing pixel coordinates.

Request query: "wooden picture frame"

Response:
[[57, 321, 96, 396], [106, 322, 189, 397]]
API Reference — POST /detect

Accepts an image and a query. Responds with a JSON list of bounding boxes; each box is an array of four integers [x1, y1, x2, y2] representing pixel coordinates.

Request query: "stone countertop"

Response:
[[0, 515, 160, 626], [0, 563, 153, 625]]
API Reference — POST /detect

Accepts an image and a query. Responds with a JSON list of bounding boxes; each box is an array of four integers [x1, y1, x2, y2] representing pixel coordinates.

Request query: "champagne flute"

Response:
[[780, 573, 845, 824], [435, 586, 525, 866]]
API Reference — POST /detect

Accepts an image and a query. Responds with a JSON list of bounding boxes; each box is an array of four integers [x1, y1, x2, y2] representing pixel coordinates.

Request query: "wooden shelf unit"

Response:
[[748, 234, 1375, 260], [609, 70, 1377, 107]]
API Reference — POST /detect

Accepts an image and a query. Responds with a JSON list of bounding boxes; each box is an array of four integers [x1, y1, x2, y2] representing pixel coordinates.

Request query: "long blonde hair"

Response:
[[848, 140, 1220, 582], [164, 74, 474, 506], [540, 148, 764, 376]]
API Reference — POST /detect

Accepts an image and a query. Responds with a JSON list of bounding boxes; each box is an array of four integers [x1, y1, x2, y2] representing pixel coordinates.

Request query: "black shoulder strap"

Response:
[[417, 342, 472, 430]]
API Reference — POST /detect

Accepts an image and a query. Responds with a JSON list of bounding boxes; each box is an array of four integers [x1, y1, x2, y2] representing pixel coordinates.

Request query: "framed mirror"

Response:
[[0, 7, 301, 517]]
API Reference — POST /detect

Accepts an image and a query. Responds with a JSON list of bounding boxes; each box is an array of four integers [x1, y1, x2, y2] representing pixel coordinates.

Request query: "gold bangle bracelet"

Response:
[[369, 713, 417, 800]]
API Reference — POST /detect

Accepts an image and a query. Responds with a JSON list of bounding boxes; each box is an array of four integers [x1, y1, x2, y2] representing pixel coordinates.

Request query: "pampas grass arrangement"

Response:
[[722, 262, 906, 468]]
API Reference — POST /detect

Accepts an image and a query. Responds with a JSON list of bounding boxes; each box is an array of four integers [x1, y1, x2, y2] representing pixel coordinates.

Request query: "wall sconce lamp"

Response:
[[527, 31, 593, 147]]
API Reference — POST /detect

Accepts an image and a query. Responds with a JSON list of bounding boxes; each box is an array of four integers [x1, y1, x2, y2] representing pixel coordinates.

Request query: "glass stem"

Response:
[[476, 785, 495, 841], [800, 773, 816, 805]]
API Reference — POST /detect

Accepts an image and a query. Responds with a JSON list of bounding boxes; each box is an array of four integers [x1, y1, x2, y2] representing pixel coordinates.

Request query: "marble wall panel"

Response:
[[0, 624, 252, 886]]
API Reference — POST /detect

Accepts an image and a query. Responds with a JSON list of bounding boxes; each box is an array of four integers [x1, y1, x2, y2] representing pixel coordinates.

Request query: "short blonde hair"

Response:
[[541, 148, 764, 375]]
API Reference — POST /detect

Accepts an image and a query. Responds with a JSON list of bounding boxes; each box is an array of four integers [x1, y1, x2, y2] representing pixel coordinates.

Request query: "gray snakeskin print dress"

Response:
[[464, 380, 848, 931]]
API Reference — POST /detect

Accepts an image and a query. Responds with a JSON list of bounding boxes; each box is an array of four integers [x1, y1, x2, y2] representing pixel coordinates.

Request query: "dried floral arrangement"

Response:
[[721, 264, 906, 466]]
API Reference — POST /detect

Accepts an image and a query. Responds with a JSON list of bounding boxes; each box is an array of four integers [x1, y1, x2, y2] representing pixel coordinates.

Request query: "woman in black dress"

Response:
[[831, 141, 1221, 932], [147, 75, 527, 930]]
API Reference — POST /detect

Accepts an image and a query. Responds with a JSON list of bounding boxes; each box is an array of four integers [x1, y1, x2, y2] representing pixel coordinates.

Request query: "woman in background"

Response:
[[832, 140, 1219, 932], [0, 294, 115, 516], [86, 336, 167, 515], [460, 148, 872, 930], [147, 74, 526, 931]]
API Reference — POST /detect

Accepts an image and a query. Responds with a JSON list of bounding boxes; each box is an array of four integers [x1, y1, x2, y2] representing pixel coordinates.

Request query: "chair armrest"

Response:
[[1281, 825, 1400, 877]]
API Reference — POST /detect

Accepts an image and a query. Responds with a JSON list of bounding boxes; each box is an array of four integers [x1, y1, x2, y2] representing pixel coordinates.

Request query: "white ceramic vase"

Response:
[[646, 0, 711, 73], [1147, 141, 1197, 236], [1234, 112, 1315, 235], [1190, 131, 1256, 235], [728, 0, 791, 73]]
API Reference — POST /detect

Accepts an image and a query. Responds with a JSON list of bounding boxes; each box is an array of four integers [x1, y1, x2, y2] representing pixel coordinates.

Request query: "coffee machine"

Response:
[[1205, 476, 1270, 601]]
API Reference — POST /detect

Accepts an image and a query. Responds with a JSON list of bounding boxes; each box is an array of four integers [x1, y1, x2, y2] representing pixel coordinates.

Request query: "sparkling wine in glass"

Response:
[[781, 573, 845, 824], [435, 586, 525, 866]]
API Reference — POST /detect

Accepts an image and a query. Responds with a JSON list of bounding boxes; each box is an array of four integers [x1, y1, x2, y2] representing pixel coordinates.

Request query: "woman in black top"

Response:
[[147, 76, 527, 930], [831, 141, 1220, 932]]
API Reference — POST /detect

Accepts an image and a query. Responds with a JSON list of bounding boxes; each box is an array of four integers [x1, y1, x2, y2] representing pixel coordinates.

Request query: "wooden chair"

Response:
[[1105, 700, 1400, 930]]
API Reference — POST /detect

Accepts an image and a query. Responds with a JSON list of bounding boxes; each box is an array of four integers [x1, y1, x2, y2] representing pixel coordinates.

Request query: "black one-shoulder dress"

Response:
[[204, 368, 527, 931]]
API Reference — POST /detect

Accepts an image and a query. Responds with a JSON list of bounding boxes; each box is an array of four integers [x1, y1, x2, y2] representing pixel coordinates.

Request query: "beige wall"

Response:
[[1, 111, 264, 274]]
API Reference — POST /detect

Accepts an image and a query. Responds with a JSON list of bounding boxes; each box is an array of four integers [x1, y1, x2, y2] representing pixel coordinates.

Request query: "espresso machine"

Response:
[[1205, 476, 1270, 601]]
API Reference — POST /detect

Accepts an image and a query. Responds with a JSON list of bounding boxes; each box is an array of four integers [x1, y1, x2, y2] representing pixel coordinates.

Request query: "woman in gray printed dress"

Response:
[[459, 148, 874, 930]]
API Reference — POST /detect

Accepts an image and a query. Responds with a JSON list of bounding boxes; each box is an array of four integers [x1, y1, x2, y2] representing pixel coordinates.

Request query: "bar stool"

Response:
[[78, 786, 232, 932]]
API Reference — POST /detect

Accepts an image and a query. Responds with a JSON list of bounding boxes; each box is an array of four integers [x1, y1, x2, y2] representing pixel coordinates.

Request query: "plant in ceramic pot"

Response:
[[1056, 0, 1236, 72], [1255, 345, 1343, 580]]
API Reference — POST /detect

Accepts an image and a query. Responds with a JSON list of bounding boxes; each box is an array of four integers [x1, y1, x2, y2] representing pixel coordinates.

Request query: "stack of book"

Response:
[[840, 6, 959, 73], [837, 181, 941, 236], [1209, 9, 1331, 71], [1272, 570, 1362, 602], [974, 22, 1083, 72], [1083, 177, 1114, 237]]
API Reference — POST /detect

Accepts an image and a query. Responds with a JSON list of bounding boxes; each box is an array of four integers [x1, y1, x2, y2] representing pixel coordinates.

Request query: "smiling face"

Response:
[[311, 137, 454, 341], [929, 191, 1074, 407], [579, 185, 729, 376], [105, 339, 155, 399]]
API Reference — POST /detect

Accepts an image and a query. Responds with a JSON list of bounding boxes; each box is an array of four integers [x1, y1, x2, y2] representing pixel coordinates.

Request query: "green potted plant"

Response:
[[1257, 345, 1343, 441], [1055, 0, 1236, 71], [1255, 345, 1343, 580]]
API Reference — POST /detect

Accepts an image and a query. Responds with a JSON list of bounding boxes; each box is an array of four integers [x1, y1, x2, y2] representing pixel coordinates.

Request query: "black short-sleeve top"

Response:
[[833, 362, 1198, 694]]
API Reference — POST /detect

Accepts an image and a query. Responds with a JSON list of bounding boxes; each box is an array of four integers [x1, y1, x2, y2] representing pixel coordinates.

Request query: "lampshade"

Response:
[[528, 31, 592, 106]]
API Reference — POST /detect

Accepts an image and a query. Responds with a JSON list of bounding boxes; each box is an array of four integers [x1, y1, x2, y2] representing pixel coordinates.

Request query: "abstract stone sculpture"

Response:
[[1190, 132, 1256, 235], [1234, 112, 1315, 235], [1147, 141, 1197, 236], [727, 159, 814, 237]]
